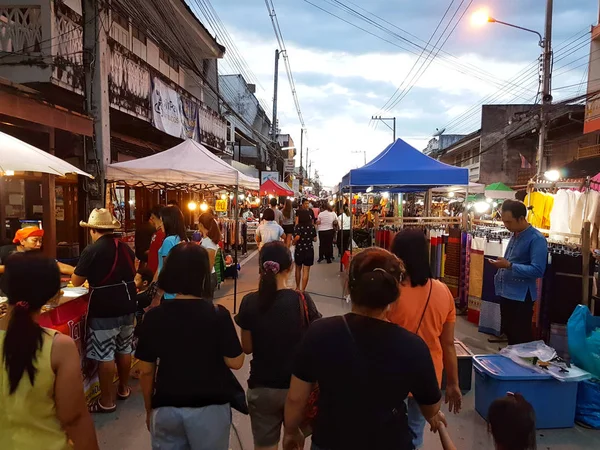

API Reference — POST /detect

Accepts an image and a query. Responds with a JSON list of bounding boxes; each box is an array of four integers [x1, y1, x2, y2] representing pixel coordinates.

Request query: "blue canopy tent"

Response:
[[338, 139, 469, 268], [341, 138, 469, 191]]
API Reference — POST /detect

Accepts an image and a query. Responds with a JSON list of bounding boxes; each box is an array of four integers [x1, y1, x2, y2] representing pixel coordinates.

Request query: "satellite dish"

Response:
[[433, 128, 446, 137]]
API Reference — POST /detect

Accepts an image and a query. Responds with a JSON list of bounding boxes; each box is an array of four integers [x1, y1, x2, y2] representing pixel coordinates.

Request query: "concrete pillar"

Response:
[[42, 129, 56, 258], [83, 0, 111, 211]]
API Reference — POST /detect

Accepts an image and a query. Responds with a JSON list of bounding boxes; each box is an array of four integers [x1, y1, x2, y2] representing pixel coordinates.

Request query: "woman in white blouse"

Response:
[[337, 205, 352, 256], [198, 212, 222, 295], [317, 204, 338, 264]]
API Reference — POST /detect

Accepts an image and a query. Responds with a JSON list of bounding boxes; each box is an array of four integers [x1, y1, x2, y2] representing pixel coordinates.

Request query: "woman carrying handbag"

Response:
[[236, 241, 321, 450], [388, 229, 462, 449]]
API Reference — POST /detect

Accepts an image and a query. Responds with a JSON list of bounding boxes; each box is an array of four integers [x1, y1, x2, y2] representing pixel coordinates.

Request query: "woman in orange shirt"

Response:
[[388, 229, 461, 449]]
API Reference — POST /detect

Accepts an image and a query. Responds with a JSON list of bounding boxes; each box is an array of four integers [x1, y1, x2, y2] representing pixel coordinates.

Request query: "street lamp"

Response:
[[471, 2, 553, 178], [470, 9, 543, 47]]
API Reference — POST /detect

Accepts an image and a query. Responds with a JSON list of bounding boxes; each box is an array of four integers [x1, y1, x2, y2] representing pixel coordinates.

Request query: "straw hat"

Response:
[[79, 208, 121, 229]]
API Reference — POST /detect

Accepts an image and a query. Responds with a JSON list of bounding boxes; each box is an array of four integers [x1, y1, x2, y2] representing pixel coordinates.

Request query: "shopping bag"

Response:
[[567, 305, 600, 378], [576, 378, 600, 429]]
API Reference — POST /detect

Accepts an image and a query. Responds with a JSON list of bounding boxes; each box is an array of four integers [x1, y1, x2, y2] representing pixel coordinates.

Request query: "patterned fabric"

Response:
[[458, 232, 472, 310], [214, 248, 226, 284], [443, 229, 461, 298], [86, 314, 135, 362], [468, 237, 485, 324], [479, 241, 504, 336]]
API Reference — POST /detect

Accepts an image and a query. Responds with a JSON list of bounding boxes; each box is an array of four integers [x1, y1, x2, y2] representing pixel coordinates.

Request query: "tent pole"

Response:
[[339, 190, 344, 272], [233, 182, 239, 313]]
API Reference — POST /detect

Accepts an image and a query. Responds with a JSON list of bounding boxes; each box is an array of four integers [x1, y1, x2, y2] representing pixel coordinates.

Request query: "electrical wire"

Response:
[[264, 0, 307, 129], [376, 0, 456, 114], [305, 0, 536, 100], [384, 0, 474, 113]]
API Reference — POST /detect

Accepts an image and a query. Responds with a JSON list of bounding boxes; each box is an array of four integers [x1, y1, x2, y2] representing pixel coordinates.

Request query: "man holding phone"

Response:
[[489, 200, 547, 345]]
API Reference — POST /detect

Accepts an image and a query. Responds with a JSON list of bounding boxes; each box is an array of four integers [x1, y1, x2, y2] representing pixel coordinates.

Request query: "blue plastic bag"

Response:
[[567, 305, 600, 379], [576, 378, 600, 429]]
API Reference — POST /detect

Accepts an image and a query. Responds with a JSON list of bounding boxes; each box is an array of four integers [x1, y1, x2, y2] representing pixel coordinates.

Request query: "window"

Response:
[[114, 12, 128, 30], [159, 48, 179, 71], [132, 26, 147, 45]]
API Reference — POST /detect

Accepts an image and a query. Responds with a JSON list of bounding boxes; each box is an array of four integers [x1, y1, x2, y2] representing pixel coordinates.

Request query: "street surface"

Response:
[[94, 250, 600, 450]]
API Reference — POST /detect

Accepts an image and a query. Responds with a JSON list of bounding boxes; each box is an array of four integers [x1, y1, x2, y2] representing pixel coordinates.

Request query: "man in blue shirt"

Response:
[[490, 200, 547, 345]]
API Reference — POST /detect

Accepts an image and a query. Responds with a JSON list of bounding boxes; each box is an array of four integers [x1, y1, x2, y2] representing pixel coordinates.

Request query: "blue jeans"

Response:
[[150, 404, 231, 450], [406, 396, 426, 449]]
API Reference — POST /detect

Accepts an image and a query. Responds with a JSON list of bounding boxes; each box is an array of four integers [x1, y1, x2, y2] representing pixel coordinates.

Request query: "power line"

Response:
[[384, 0, 473, 113], [305, 0, 536, 100], [376, 0, 456, 114], [264, 0, 306, 130]]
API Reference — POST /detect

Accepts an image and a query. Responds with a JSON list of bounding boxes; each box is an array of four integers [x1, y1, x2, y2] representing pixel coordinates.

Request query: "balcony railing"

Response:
[[0, 6, 43, 54], [0, 3, 226, 151]]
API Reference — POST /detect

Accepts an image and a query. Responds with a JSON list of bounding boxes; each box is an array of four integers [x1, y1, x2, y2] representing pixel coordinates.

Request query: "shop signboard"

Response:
[[261, 171, 280, 184], [284, 158, 295, 173], [151, 77, 183, 138], [181, 96, 199, 141], [215, 199, 228, 212], [292, 179, 300, 193]]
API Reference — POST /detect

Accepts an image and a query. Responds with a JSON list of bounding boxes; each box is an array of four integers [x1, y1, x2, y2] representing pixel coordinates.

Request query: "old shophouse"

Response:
[[0, 0, 229, 257]]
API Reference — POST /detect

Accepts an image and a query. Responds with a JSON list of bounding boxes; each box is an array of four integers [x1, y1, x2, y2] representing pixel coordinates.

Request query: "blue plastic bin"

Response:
[[473, 354, 578, 429]]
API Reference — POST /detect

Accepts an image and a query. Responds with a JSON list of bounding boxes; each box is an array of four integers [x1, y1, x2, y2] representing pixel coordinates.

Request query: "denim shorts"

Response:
[[406, 396, 427, 449], [150, 404, 231, 450], [86, 314, 135, 362]]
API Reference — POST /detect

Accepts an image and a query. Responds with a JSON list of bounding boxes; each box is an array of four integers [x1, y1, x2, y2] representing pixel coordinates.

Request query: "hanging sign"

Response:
[[284, 158, 295, 173], [215, 199, 228, 212], [292, 179, 300, 193], [261, 171, 280, 184], [181, 96, 199, 141], [152, 77, 183, 138]]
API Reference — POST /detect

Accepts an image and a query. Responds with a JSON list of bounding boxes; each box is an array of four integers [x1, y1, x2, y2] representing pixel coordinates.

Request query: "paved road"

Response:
[[94, 250, 600, 450]]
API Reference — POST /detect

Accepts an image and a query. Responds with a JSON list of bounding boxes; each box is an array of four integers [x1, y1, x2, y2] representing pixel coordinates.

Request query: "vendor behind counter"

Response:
[[0, 228, 74, 292]]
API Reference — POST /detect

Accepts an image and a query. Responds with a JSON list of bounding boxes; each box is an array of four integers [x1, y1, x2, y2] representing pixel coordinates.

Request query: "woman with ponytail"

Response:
[[0, 253, 99, 450], [283, 248, 446, 450], [235, 241, 321, 450], [198, 212, 222, 294]]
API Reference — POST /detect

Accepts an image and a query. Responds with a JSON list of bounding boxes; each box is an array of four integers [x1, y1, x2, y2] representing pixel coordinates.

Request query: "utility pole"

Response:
[[537, 0, 553, 177], [371, 116, 396, 143], [269, 49, 279, 179], [299, 128, 304, 186], [306, 147, 309, 181]]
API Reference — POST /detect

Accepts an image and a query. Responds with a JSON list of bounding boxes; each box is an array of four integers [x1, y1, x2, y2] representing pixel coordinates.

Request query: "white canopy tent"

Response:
[[0, 131, 92, 178], [106, 139, 259, 190], [431, 182, 485, 194]]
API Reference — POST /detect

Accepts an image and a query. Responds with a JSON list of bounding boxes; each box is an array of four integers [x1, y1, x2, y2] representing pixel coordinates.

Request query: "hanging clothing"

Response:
[[525, 191, 553, 229]]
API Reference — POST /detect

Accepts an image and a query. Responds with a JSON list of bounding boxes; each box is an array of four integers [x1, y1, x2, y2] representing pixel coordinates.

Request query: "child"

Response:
[[134, 267, 154, 335], [488, 393, 536, 450]]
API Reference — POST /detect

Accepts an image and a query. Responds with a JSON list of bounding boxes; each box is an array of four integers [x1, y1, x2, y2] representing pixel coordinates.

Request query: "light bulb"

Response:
[[221, 193, 227, 200], [187, 201, 197, 211], [471, 9, 491, 27], [199, 202, 208, 212], [544, 170, 560, 182], [4, 170, 15, 176], [448, 192, 455, 198]]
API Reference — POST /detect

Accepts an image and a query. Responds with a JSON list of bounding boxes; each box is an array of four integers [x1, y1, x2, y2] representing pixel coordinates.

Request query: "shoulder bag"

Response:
[[214, 304, 249, 415], [298, 291, 320, 436], [415, 279, 433, 335]]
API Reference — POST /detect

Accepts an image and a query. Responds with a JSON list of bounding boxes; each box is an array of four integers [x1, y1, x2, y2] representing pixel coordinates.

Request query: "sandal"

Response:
[[89, 398, 116, 414], [117, 386, 131, 400]]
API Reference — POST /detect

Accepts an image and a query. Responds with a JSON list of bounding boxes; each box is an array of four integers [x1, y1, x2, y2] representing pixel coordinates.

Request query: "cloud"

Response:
[[208, 0, 597, 185]]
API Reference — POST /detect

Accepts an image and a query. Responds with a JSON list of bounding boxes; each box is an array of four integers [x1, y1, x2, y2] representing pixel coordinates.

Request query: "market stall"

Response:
[[260, 178, 294, 197], [0, 131, 95, 400], [107, 138, 260, 313], [339, 138, 469, 299]]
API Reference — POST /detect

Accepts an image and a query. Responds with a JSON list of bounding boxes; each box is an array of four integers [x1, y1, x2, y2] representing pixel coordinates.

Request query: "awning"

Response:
[[485, 182, 515, 200], [106, 139, 259, 190], [0, 130, 93, 178], [260, 179, 294, 197], [341, 138, 468, 191]]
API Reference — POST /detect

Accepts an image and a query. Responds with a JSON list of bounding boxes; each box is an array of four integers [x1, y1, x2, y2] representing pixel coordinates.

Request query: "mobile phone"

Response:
[[486, 258, 497, 263]]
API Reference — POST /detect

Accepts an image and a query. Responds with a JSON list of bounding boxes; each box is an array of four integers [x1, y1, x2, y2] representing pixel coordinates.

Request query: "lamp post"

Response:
[[471, 2, 553, 177]]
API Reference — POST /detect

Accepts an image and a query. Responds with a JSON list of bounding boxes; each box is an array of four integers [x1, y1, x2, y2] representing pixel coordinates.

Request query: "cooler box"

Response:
[[473, 354, 578, 429], [442, 339, 473, 393]]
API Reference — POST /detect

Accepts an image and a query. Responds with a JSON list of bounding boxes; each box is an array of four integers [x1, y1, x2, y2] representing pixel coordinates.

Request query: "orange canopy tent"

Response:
[[260, 178, 294, 197]]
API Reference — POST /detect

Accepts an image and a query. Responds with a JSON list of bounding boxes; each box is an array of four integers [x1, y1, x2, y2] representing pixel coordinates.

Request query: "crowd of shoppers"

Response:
[[0, 197, 542, 450]]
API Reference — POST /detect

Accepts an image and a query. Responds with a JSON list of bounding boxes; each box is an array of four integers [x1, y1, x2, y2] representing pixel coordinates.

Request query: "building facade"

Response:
[[0, 0, 228, 255], [439, 104, 589, 186]]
